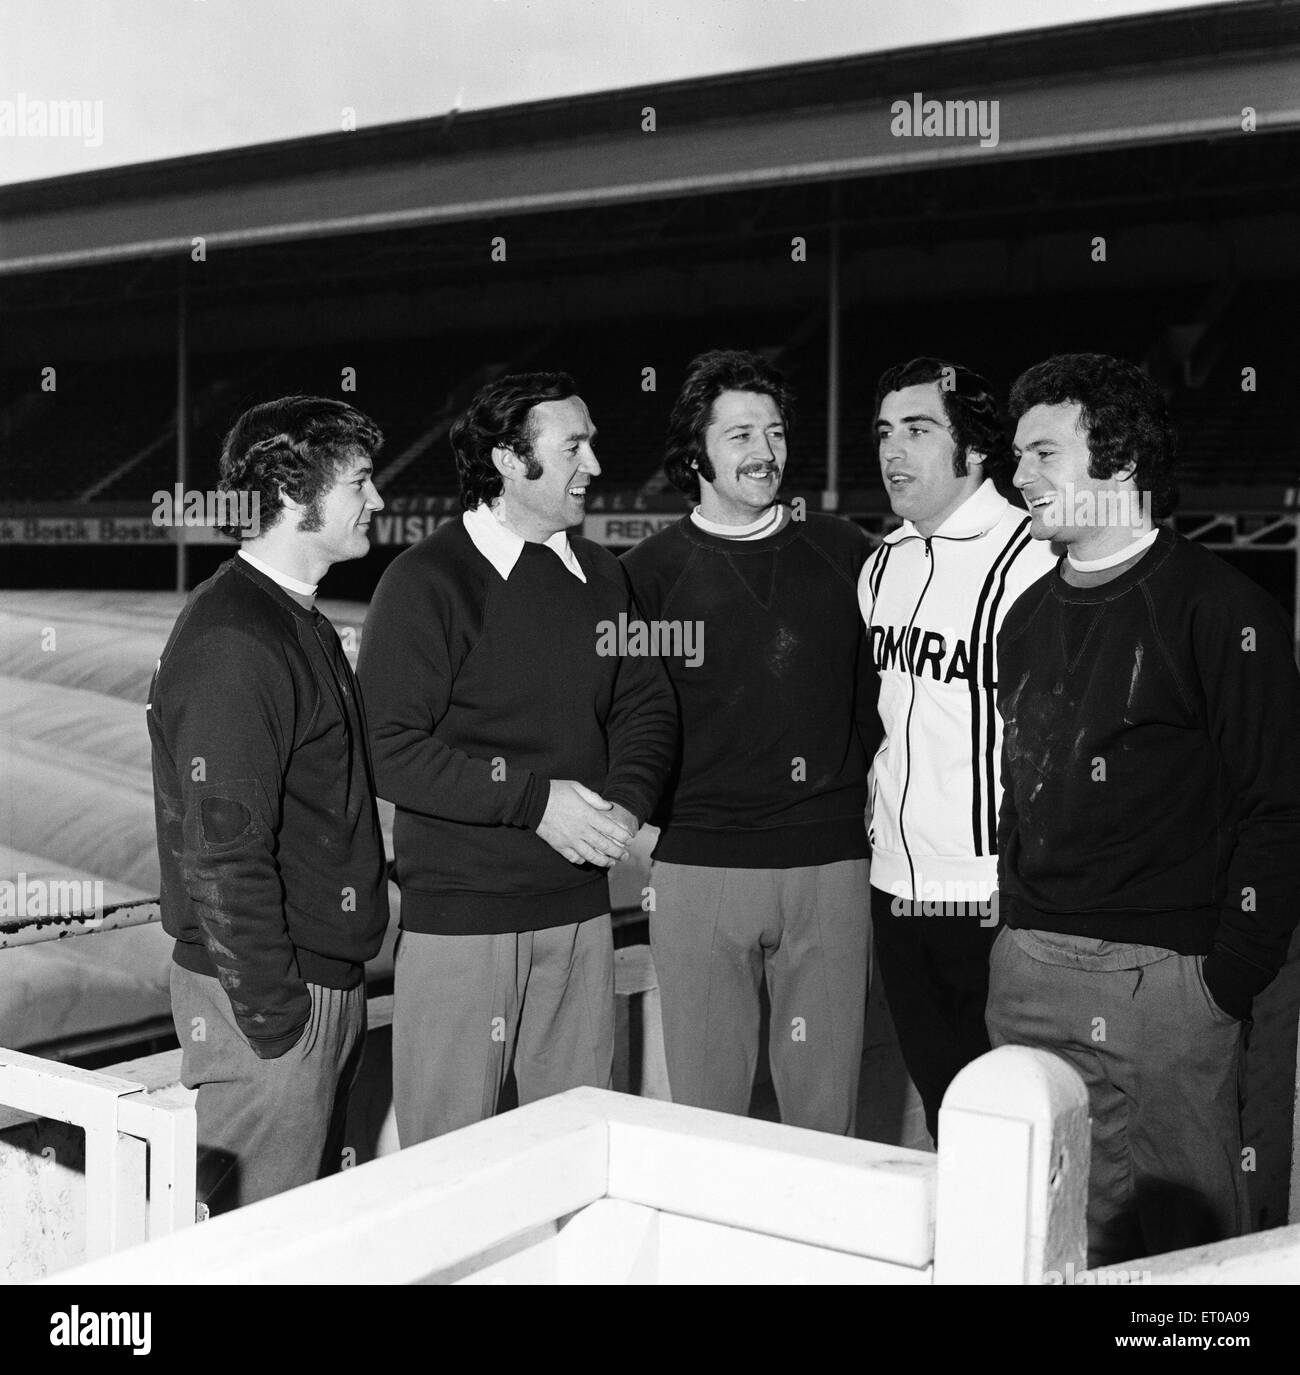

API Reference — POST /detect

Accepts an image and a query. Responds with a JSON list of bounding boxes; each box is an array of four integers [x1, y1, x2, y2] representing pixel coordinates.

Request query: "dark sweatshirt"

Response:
[[996, 527, 1300, 1019], [356, 519, 676, 934], [620, 512, 877, 868], [148, 556, 390, 1058]]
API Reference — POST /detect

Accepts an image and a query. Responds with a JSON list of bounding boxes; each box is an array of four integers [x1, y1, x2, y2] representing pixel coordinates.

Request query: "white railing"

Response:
[[0, 897, 161, 951], [5, 927, 1298, 1283], [0, 1047, 195, 1273], [47, 1048, 1094, 1285]]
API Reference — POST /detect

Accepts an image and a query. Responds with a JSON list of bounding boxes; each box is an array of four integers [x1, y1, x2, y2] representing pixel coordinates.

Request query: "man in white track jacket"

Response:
[[859, 357, 1057, 1141]]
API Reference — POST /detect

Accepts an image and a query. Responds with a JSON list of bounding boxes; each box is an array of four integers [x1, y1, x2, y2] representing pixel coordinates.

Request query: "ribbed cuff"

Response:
[[603, 791, 647, 827], [517, 773, 550, 831], [246, 1022, 308, 1060]]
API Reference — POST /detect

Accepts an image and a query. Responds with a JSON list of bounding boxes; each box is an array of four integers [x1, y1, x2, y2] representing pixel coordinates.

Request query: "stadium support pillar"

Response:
[[175, 266, 189, 594], [824, 203, 841, 513]]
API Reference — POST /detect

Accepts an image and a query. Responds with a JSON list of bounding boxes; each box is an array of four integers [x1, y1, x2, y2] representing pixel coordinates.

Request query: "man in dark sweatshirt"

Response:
[[992, 353, 1300, 1265], [357, 372, 675, 1145], [148, 396, 390, 1214], [621, 349, 878, 1135]]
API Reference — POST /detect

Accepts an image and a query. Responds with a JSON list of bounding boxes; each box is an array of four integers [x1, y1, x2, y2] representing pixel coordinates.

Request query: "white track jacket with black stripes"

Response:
[[858, 480, 1058, 904]]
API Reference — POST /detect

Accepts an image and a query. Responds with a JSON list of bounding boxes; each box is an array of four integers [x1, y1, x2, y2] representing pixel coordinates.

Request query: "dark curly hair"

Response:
[[873, 357, 1010, 482], [450, 372, 578, 510], [216, 396, 383, 539], [665, 350, 795, 503], [1008, 354, 1178, 519]]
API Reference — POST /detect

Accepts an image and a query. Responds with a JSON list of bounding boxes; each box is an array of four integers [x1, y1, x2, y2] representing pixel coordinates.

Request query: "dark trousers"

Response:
[[170, 965, 367, 1216], [869, 885, 998, 1142]]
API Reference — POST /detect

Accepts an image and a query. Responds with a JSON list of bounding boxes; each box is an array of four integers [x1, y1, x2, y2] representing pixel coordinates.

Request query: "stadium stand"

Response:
[[5, 283, 1296, 509]]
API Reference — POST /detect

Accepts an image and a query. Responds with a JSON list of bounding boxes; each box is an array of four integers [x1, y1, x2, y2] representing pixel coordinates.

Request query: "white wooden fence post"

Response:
[[933, 1045, 1090, 1285], [0, 1047, 196, 1270]]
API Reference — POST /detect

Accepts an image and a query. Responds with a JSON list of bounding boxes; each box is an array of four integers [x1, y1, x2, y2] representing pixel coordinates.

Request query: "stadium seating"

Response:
[[3, 286, 1296, 509]]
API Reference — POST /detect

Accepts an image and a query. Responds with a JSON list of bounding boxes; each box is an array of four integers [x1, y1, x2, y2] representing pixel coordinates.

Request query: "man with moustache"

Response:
[[358, 372, 675, 1145], [621, 348, 878, 1135], [992, 353, 1300, 1263], [149, 396, 390, 1214], [859, 357, 1056, 1143]]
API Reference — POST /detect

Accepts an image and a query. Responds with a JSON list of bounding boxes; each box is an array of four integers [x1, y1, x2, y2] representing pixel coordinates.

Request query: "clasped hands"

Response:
[[536, 779, 637, 868]]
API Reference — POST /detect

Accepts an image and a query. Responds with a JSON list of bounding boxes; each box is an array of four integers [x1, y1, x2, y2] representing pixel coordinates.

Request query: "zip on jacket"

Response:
[[859, 481, 1058, 904]]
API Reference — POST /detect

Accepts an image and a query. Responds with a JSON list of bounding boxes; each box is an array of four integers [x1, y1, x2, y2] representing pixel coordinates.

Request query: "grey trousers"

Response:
[[649, 859, 872, 1135], [170, 964, 367, 1216], [392, 916, 615, 1147], [985, 928, 1249, 1266]]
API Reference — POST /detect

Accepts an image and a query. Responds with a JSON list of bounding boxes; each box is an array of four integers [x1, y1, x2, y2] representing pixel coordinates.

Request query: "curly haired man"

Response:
[[991, 354, 1300, 1264], [148, 396, 389, 1214]]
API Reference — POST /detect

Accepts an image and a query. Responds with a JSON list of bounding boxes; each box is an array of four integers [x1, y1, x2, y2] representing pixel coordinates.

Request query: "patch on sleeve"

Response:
[[200, 796, 253, 845]]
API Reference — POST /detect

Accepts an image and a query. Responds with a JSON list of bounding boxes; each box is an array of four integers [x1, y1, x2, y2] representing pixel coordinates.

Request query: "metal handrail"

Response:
[[0, 897, 161, 951]]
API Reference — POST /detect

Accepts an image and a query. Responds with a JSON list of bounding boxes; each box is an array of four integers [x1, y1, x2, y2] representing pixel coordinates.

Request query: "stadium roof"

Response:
[[1, 0, 1298, 276]]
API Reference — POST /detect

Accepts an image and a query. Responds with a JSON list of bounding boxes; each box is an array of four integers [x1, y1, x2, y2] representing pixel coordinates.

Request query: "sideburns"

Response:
[[297, 494, 326, 533]]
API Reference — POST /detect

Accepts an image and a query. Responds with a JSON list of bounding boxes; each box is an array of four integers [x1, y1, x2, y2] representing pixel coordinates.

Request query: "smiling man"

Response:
[[357, 372, 675, 1144], [149, 396, 390, 1214], [992, 353, 1300, 1265], [622, 349, 879, 1135], [859, 357, 1056, 1144]]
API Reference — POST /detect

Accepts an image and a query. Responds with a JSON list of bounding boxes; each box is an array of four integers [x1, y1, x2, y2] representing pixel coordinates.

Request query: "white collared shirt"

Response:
[[238, 547, 318, 597], [462, 502, 587, 583]]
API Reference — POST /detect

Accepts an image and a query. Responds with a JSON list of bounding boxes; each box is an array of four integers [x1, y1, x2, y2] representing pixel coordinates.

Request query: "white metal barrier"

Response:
[[1, 966, 663, 1281], [0, 1048, 195, 1274], [48, 1047, 1094, 1285], [1141, 1221, 1300, 1284], [25, 1038, 1300, 1286], [0, 897, 162, 952], [6, 932, 1298, 1282]]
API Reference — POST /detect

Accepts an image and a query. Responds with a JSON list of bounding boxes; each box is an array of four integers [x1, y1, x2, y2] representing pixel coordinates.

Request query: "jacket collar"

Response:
[[883, 479, 1017, 545]]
